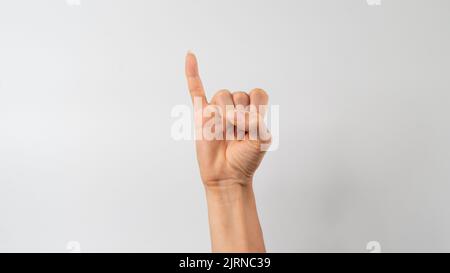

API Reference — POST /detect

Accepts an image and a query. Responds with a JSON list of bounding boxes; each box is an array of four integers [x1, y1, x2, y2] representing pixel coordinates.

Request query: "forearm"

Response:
[[205, 181, 265, 253]]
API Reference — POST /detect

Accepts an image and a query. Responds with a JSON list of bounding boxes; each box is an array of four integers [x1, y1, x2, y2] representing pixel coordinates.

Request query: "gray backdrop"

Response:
[[0, 0, 449, 252]]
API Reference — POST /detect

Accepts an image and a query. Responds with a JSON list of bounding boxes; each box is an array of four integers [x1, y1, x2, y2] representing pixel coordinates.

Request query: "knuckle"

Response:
[[250, 88, 268, 99], [232, 91, 247, 96], [215, 89, 231, 97]]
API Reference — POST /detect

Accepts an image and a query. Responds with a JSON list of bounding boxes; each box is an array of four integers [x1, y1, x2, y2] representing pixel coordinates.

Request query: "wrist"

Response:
[[204, 178, 252, 192], [204, 179, 254, 203]]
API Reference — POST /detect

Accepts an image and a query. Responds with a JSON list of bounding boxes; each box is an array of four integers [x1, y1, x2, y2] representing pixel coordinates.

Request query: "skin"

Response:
[[185, 52, 271, 252]]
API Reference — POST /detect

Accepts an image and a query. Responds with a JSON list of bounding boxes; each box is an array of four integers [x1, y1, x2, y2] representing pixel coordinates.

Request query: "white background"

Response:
[[0, 0, 450, 252]]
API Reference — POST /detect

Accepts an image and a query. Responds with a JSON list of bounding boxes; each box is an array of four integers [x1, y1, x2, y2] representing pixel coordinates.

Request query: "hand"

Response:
[[185, 52, 271, 188], [184, 51, 268, 252]]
